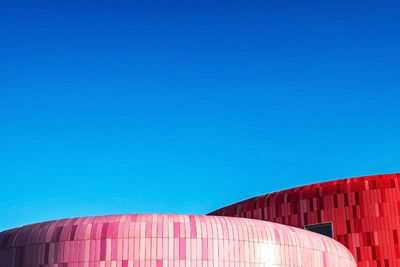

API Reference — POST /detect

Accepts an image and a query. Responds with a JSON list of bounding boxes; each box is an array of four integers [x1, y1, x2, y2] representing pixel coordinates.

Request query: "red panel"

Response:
[[209, 173, 400, 267]]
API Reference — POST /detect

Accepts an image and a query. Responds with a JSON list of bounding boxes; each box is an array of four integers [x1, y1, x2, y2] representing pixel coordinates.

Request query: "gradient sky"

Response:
[[1, 0, 400, 231]]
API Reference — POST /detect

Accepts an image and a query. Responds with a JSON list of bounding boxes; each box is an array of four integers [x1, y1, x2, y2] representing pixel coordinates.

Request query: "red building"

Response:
[[209, 173, 400, 267]]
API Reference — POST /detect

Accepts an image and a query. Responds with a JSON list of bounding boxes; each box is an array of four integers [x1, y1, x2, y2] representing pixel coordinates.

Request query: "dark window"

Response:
[[305, 222, 333, 238]]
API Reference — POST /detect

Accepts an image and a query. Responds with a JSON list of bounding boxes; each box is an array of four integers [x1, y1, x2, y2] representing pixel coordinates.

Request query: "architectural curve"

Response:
[[209, 173, 400, 267], [0, 214, 355, 267]]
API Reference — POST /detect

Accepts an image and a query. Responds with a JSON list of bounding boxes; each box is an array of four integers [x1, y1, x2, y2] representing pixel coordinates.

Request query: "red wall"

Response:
[[209, 173, 400, 267]]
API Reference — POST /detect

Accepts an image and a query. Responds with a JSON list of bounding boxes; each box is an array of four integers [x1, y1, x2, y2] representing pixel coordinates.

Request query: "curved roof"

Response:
[[208, 173, 400, 216], [0, 214, 356, 267]]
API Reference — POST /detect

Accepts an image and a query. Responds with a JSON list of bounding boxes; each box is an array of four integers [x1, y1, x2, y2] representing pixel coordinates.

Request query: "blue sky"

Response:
[[1, 0, 400, 230]]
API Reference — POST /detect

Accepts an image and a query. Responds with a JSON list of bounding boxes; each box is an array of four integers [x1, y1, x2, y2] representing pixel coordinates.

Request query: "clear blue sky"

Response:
[[1, 0, 400, 231]]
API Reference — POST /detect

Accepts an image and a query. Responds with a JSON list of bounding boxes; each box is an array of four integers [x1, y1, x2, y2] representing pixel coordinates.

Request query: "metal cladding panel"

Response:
[[0, 214, 355, 267], [209, 173, 400, 267]]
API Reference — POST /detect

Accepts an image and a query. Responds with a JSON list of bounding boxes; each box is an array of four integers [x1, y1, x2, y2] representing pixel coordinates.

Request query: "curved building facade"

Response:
[[0, 214, 355, 267], [209, 173, 400, 267]]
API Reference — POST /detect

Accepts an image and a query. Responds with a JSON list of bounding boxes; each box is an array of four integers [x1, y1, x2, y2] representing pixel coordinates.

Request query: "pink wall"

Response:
[[0, 214, 355, 267]]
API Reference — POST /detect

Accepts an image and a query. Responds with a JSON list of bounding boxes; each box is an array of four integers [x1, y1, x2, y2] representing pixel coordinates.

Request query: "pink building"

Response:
[[0, 214, 355, 267]]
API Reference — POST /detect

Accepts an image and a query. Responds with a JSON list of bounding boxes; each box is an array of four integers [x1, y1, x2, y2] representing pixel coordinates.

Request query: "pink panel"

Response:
[[0, 214, 356, 267]]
